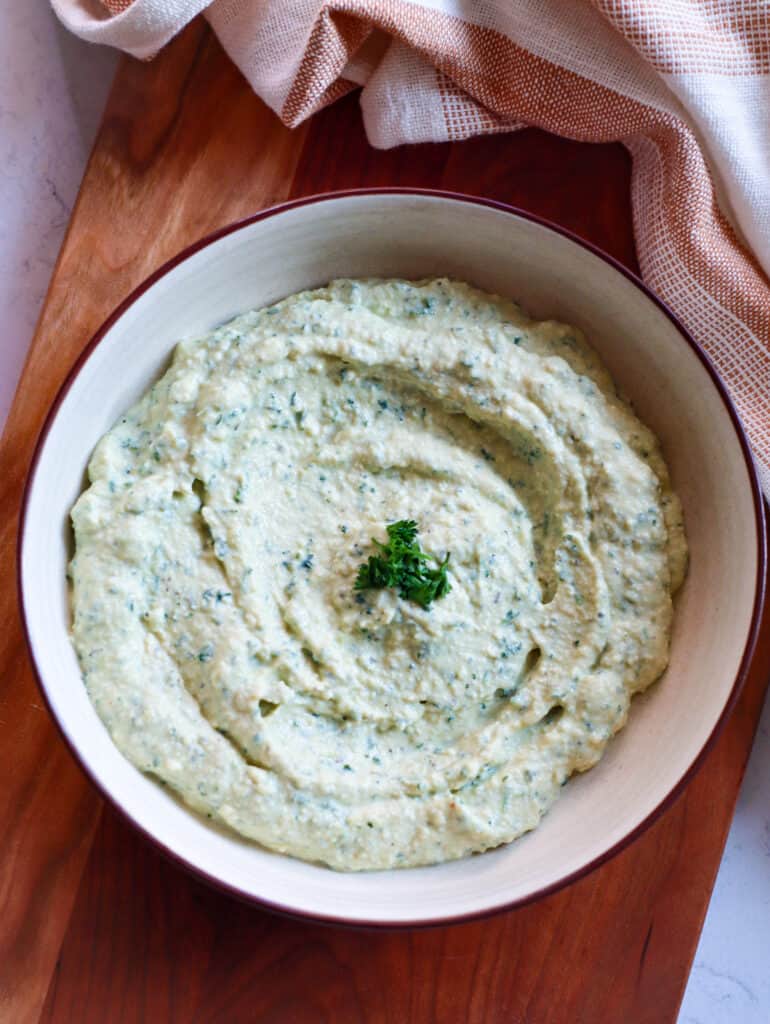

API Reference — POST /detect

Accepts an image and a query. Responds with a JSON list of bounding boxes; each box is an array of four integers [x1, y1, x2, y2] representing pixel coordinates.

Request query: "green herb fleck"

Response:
[[353, 520, 451, 609]]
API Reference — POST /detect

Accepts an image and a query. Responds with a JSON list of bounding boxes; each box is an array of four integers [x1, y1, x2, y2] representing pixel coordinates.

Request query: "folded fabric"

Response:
[[52, 0, 770, 495]]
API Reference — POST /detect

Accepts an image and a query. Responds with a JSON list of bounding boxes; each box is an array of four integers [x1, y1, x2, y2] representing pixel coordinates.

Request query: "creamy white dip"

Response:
[[70, 278, 687, 870]]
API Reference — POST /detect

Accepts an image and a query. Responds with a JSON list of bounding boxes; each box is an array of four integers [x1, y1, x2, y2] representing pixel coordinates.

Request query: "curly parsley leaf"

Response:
[[354, 520, 451, 609]]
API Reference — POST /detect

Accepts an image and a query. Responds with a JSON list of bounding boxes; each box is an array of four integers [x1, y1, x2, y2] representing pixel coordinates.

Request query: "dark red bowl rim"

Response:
[[17, 187, 767, 930]]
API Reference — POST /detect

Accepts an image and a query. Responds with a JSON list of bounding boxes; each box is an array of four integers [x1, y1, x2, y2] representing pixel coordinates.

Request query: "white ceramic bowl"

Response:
[[20, 190, 765, 927]]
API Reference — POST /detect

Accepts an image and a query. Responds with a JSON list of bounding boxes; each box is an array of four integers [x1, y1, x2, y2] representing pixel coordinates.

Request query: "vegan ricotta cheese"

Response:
[[70, 278, 687, 870]]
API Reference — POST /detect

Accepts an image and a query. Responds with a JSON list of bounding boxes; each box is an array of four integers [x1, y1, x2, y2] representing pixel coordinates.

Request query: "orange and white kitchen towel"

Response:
[[53, 0, 770, 494]]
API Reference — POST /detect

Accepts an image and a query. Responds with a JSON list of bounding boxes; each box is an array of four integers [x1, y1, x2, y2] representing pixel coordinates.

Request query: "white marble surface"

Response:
[[2, 4, 769, 1021], [0, 0, 116, 426]]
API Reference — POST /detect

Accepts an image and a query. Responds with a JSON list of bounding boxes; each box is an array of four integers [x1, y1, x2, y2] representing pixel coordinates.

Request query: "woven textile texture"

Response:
[[52, 0, 770, 495]]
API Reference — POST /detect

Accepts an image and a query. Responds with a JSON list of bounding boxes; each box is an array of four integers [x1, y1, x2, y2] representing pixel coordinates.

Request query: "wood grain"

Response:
[[0, 22, 767, 1024]]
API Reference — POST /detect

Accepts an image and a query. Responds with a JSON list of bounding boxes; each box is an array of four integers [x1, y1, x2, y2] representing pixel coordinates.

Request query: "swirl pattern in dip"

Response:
[[70, 278, 687, 870]]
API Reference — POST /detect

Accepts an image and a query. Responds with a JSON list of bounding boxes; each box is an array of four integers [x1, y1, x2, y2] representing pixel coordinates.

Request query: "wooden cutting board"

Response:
[[1, 22, 768, 1024]]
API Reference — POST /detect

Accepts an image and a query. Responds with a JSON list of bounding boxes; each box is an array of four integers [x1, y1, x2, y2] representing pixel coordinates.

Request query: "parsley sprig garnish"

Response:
[[354, 520, 451, 609]]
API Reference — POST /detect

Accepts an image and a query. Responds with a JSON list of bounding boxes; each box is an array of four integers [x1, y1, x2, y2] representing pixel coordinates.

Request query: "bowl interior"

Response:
[[21, 192, 762, 925]]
